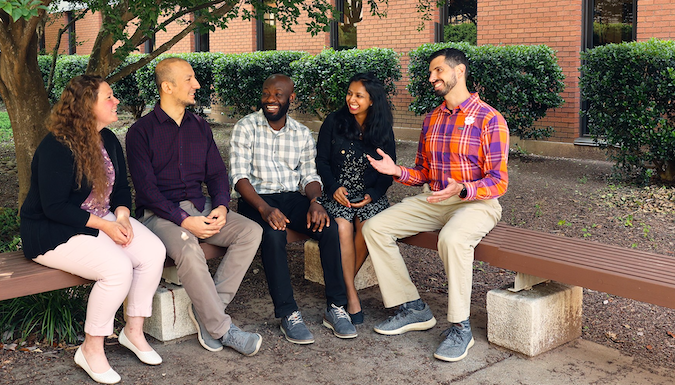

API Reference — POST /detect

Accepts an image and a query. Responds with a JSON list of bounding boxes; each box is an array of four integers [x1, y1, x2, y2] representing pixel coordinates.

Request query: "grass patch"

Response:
[[0, 112, 12, 142]]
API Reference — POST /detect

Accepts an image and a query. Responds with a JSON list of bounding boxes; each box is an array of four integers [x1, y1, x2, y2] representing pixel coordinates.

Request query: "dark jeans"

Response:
[[238, 192, 347, 318]]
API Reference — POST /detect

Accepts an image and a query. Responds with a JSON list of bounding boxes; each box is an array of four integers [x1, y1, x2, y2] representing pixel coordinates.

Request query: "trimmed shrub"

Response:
[[110, 54, 147, 119], [291, 48, 401, 118], [580, 38, 675, 182], [408, 42, 565, 139], [136, 52, 224, 114], [50, 55, 89, 103], [213, 51, 307, 117], [444, 23, 477, 45]]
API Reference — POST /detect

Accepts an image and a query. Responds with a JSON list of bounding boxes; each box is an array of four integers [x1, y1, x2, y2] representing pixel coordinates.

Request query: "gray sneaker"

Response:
[[373, 302, 437, 335], [433, 319, 475, 362], [280, 311, 315, 344], [188, 304, 223, 352], [221, 324, 262, 356], [323, 304, 357, 339]]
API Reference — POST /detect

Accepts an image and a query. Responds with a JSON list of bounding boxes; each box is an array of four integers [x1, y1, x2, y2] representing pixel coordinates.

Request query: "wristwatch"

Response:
[[459, 186, 468, 199], [310, 197, 322, 206]]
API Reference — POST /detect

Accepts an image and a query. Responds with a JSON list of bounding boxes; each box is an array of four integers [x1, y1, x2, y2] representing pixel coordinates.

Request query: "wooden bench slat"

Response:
[[400, 222, 675, 309], [0, 252, 91, 301]]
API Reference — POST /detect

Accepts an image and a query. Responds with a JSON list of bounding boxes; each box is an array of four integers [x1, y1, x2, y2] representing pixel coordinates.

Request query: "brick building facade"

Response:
[[42, 1, 675, 153]]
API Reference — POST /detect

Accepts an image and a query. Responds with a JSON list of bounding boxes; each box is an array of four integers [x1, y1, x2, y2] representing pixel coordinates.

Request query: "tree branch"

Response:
[[45, 9, 89, 95], [107, 2, 235, 83]]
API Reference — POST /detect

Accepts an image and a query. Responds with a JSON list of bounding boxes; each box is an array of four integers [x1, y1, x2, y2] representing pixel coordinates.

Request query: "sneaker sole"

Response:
[[188, 305, 223, 352], [433, 337, 475, 362], [373, 316, 437, 335], [241, 334, 263, 357], [280, 325, 315, 345], [322, 319, 358, 339]]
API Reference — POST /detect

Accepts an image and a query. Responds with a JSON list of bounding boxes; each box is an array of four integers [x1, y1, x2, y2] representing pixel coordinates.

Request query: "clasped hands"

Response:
[[180, 205, 228, 239], [333, 187, 371, 208]]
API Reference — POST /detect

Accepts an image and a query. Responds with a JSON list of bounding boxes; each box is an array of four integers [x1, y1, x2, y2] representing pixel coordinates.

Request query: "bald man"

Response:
[[231, 74, 357, 344], [126, 57, 263, 356]]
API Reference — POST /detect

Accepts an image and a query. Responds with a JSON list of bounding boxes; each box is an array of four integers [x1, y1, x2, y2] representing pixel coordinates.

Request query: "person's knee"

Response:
[[100, 254, 134, 287]]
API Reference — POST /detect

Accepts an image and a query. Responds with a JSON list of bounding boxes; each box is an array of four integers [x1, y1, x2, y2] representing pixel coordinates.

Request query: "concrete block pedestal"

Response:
[[142, 282, 196, 342], [304, 239, 378, 290], [486, 282, 582, 356]]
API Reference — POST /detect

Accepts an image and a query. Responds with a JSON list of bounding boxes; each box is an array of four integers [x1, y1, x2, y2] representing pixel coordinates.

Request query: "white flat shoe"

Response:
[[74, 346, 121, 384], [119, 327, 162, 365]]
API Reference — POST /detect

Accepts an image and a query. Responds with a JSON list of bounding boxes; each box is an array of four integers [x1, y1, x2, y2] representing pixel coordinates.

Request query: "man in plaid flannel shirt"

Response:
[[365, 48, 509, 362]]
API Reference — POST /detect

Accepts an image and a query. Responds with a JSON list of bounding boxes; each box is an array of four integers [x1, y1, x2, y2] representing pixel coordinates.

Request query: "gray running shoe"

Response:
[[188, 304, 223, 352], [323, 304, 357, 339], [280, 311, 315, 344], [373, 302, 437, 335], [221, 324, 262, 356], [433, 319, 475, 362]]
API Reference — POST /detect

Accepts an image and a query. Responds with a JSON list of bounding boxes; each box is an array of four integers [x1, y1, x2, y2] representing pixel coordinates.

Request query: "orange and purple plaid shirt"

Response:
[[397, 93, 509, 200]]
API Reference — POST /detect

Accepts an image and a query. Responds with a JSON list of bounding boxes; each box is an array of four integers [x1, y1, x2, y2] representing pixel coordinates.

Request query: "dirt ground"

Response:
[[1, 117, 675, 384]]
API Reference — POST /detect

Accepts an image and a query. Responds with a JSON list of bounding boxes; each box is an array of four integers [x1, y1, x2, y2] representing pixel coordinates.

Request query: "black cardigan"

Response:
[[315, 111, 396, 203], [20, 129, 132, 259]]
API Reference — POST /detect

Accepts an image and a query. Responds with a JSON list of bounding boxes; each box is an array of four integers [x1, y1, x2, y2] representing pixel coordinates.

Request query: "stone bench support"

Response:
[[486, 282, 582, 356]]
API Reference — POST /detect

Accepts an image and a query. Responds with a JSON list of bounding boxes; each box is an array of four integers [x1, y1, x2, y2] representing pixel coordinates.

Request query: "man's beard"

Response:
[[433, 75, 457, 97], [262, 101, 291, 122]]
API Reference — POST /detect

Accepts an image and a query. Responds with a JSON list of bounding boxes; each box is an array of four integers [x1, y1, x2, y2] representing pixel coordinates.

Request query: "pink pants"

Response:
[[34, 213, 166, 336]]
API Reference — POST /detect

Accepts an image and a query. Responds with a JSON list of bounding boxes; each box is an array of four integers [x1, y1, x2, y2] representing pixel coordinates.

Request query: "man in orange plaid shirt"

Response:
[[364, 47, 509, 362]]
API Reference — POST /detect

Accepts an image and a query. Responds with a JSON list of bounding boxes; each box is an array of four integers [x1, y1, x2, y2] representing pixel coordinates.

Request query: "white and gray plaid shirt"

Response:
[[230, 110, 322, 195]]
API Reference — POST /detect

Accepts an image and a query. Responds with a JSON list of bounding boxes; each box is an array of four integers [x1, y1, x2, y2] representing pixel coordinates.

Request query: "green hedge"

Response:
[[580, 38, 675, 182], [408, 42, 565, 139], [444, 23, 477, 45], [291, 48, 401, 118], [213, 51, 307, 117]]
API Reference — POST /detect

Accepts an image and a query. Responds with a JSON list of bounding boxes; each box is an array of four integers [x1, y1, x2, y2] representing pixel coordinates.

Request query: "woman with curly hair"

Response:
[[20, 75, 166, 384], [316, 72, 396, 324]]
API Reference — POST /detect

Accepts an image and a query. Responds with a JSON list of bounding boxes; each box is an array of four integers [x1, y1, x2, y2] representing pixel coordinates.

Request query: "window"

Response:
[[66, 11, 76, 54], [144, 34, 155, 54], [194, 30, 209, 52], [256, 12, 277, 51], [580, 0, 636, 136], [436, 0, 477, 45], [590, 0, 636, 46], [330, 0, 360, 50]]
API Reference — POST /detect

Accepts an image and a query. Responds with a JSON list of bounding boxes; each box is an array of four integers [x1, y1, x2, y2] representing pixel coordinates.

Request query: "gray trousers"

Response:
[[141, 199, 262, 339]]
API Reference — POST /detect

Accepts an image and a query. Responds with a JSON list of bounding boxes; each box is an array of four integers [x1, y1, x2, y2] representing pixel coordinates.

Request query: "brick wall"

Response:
[[637, 0, 675, 40], [479, 0, 583, 143], [77, 12, 102, 55], [44, 13, 68, 54], [358, 3, 435, 130], [211, 17, 257, 53], [276, 10, 328, 54]]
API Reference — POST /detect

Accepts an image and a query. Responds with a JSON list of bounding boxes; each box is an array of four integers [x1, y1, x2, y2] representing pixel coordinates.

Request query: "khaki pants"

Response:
[[142, 199, 262, 339], [362, 190, 501, 322]]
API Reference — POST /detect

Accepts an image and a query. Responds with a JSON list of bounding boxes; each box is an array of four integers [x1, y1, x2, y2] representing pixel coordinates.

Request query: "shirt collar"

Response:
[[152, 103, 194, 126], [441, 92, 480, 115], [256, 109, 296, 133]]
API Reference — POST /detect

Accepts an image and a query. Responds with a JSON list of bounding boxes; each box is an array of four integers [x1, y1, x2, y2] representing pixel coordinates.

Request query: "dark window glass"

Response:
[[331, 0, 360, 50], [593, 0, 635, 46], [257, 13, 277, 51], [436, 0, 477, 45]]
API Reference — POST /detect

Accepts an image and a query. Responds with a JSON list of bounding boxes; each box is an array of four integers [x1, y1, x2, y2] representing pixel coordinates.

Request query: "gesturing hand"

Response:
[[366, 148, 401, 177]]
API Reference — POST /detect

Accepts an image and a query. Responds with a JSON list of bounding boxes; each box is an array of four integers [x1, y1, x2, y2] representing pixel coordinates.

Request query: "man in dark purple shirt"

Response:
[[126, 57, 263, 356]]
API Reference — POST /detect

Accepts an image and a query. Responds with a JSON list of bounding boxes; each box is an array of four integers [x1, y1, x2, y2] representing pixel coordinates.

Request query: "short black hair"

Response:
[[428, 48, 470, 77]]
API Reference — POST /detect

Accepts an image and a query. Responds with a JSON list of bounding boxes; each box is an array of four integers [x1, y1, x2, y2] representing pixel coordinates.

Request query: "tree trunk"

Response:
[[0, 34, 51, 208]]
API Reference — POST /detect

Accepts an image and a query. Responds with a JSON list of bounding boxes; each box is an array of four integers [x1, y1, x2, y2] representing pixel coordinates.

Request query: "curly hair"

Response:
[[46, 75, 108, 203], [334, 72, 394, 149]]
